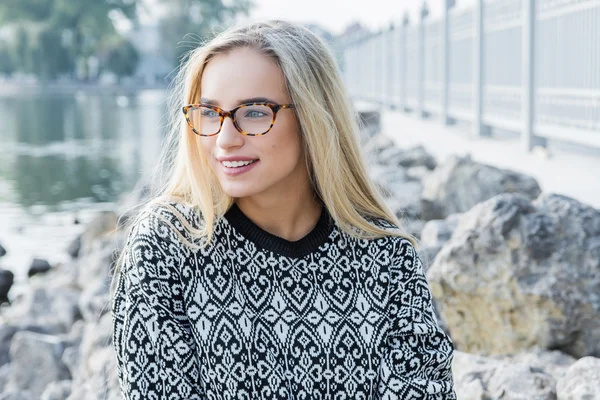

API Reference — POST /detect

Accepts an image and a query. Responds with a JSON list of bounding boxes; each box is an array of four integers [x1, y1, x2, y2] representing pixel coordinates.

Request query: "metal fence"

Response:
[[340, 0, 600, 152]]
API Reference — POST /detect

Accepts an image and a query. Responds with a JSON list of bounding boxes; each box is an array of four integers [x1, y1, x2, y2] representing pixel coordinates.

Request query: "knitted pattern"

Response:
[[111, 201, 456, 399]]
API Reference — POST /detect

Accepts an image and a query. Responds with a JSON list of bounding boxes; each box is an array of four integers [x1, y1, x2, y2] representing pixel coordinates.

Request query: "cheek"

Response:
[[268, 118, 302, 158], [197, 138, 217, 170], [198, 138, 214, 157], [264, 130, 302, 164]]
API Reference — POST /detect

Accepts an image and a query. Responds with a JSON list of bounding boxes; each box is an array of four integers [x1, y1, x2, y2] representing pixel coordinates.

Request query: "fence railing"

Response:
[[340, 0, 600, 152]]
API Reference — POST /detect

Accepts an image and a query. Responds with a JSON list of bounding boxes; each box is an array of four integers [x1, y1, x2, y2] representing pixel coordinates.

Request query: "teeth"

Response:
[[222, 160, 256, 168]]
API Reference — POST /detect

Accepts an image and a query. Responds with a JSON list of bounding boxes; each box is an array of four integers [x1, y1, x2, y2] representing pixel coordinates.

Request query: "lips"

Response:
[[216, 156, 258, 162], [219, 158, 260, 177]]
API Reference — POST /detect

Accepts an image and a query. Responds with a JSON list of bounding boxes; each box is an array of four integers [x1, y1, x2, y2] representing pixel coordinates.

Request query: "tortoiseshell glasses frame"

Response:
[[182, 102, 295, 137]]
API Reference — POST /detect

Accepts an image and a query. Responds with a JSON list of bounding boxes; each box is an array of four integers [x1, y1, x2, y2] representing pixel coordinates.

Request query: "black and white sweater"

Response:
[[111, 200, 456, 399]]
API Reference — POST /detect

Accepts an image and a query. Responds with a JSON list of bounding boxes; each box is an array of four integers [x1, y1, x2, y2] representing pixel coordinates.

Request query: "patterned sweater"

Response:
[[111, 200, 456, 399]]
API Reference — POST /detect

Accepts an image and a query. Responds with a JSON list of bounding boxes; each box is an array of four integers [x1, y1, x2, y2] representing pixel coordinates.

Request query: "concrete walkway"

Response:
[[377, 109, 600, 209]]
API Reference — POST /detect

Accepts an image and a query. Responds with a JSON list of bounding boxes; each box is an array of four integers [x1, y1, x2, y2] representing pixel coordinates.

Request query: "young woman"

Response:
[[110, 20, 456, 399]]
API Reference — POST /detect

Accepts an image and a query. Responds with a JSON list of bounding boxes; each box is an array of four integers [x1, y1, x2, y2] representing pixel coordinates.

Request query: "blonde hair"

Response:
[[109, 19, 417, 298]]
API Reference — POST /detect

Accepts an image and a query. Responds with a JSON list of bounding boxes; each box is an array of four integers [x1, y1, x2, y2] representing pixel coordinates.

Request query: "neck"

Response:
[[235, 189, 323, 242]]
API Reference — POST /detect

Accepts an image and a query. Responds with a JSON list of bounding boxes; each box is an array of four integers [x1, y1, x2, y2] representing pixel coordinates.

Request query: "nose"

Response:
[[215, 115, 244, 149]]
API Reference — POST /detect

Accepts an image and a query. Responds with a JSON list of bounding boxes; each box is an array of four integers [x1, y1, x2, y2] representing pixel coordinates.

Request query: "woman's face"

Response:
[[197, 47, 307, 201]]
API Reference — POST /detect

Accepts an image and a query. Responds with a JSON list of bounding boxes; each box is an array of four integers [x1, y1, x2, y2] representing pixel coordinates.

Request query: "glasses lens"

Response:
[[188, 106, 221, 136], [235, 105, 274, 135]]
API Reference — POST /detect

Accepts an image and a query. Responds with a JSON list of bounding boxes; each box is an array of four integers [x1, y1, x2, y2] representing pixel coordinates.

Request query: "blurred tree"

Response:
[[158, 0, 254, 66], [13, 26, 32, 73], [100, 36, 140, 80], [0, 40, 15, 75], [36, 26, 74, 79], [0, 0, 140, 80]]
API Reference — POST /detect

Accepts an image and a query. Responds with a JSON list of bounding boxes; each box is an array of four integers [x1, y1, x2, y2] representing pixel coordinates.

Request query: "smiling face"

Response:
[[197, 47, 309, 203]]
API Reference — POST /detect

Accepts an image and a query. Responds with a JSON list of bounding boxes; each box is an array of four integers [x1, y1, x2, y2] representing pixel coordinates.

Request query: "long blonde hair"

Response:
[[110, 19, 417, 297]]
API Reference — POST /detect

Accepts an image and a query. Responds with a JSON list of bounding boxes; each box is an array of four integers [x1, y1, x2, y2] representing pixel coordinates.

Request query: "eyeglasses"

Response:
[[182, 102, 295, 137]]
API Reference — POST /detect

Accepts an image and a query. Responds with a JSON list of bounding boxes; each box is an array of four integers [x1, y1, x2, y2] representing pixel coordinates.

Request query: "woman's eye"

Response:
[[201, 109, 218, 118], [245, 111, 266, 118]]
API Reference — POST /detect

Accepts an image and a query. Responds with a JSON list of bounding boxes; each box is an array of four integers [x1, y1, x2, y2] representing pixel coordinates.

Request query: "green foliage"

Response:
[[101, 36, 139, 78], [0, 40, 14, 75], [6, 23, 73, 80], [0, 0, 255, 81], [0, 0, 140, 80]]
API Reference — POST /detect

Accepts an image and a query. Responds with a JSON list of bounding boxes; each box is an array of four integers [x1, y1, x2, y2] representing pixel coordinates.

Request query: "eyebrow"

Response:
[[200, 97, 277, 106]]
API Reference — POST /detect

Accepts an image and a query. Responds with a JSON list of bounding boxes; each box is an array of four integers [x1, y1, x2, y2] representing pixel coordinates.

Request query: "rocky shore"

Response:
[[0, 127, 599, 399]]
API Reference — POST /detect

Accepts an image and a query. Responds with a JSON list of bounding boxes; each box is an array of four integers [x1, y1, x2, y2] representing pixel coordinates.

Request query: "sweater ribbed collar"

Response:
[[223, 202, 334, 259]]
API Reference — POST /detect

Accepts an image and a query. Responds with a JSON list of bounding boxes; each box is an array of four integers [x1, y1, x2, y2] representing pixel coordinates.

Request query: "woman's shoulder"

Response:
[[348, 214, 418, 254], [127, 196, 202, 245], [363, 215, 414, 243]]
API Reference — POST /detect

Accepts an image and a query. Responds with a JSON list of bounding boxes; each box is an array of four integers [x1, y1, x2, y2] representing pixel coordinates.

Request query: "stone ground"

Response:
[[372, 106, 600, 209]]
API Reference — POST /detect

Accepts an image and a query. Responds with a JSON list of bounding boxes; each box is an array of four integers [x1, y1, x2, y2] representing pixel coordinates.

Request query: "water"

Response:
[[0, 89, 168, 298]]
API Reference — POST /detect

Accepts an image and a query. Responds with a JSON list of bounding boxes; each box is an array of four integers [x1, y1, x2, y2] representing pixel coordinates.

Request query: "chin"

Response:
[[220, 182, 264, 199]]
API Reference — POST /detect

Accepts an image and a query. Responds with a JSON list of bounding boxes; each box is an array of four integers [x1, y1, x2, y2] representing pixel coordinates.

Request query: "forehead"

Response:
[[200, 47, 289, 106]]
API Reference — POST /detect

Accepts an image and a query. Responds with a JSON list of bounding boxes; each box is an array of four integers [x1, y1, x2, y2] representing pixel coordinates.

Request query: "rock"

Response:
[[427, 192, 600, 358], [494, 348, 576, 381], [383, 145, 437, 170], [421, 154, 541, 220], [370, 163, 408, 192], [79, 211, 118, 258], [393, 180, 423, 219], [27, 259, 52, 278], [68, 313, 121, 400], [377, 146, 405, 165], [6, 331, 71, 398], [77, 242, 121, 292], [556, 356, 600, 399], [419, 214, 462, 264], [406, 165, 431, 181], [0, 391, 35, 400], [376, 145, 437, 170], [40, 380, 72, 400], [363, 133, 395, 157], [1, 284, 82, 335], [0, 269, 14, 304], [0, 325, 19, 367], [370, 164, 424, 220], [61, 319, 86, 380], [0, 243, 5, 258], [401, 219, 425, 242], [0, 363, 10, 393], [453, 350, 559, 400], [78, 283, 111, 323], [66, 235, 82, 259]]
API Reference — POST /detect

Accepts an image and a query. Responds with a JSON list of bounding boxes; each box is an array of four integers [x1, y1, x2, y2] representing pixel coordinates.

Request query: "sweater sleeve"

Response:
[[111, 210, 204, 400], [377, 238, 456, 399]]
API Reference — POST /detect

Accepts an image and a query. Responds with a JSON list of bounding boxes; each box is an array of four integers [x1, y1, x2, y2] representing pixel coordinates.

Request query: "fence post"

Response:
[[473, 0, 490, 137], [359, 33, 366, 101], [522, 0, 544, 151], [443, 0, 456, 125], [386, 24, 395, 108], [401, 13, 410, 112], [380, 29, 387, 107], [418, 2, 429, 118], [370, 33, 377, 102]]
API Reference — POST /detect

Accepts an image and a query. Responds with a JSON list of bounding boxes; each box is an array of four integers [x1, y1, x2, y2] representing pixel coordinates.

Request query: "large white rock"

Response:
[[556, 356, 600, 400], [428, 192, 600, 358], [453, 349, 575, 400]]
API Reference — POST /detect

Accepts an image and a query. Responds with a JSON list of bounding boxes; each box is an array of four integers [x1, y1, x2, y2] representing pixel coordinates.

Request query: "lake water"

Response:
[[0, 89, 168, 298]]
